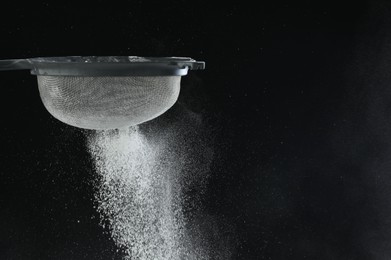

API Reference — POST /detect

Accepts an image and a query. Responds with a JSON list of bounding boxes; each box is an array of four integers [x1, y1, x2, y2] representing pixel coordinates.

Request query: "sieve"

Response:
[[0, 56, 205, 130]]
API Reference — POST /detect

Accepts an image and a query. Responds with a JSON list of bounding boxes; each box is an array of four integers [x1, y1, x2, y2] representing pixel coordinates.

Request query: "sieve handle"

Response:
[[0, 59, 33, 71]]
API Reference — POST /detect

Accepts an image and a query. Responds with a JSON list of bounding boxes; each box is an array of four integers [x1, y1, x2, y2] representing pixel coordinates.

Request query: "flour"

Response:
[[86, 122, 214, 259]]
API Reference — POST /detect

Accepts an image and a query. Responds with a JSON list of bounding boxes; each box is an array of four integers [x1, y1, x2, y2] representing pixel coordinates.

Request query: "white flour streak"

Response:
[[87, 124, 213, 259]]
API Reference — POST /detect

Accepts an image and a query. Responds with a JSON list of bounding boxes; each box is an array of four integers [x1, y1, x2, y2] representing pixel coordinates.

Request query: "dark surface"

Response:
[[1, 1, 391, 259]]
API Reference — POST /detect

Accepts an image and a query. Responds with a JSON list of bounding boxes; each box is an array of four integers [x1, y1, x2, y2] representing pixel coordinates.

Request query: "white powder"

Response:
[[86, 121, 215, 260]]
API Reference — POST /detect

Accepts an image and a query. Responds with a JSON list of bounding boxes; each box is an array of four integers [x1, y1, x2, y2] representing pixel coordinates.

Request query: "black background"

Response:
[[2, 1, 391, 259]]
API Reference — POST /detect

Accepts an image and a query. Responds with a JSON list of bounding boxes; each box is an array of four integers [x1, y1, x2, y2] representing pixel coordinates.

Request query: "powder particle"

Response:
[[86, 120, 215, 259], [88, 127, 183, 259]]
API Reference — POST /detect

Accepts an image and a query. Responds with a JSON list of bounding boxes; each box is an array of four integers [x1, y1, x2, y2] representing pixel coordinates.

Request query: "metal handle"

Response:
[[0, 59, 33, 71]]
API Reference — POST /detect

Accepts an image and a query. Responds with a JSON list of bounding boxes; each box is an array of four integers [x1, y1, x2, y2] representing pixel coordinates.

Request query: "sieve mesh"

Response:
[[37, 75, 181, 130]]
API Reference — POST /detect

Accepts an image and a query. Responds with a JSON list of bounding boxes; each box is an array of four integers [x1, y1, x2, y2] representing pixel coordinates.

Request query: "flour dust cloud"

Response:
[[86, 115, 225, 259]]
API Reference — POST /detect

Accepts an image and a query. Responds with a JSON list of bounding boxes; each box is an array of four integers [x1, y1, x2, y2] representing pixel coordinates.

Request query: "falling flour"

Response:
[[86, 118, 217, 259]]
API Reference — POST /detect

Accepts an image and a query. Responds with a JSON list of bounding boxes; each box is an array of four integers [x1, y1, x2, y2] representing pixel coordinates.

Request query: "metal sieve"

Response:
[[0, 56, 205, 130]]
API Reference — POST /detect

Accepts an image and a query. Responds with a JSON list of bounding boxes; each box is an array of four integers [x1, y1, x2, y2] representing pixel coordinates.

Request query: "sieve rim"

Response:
[[0, 56, 205, 76]]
